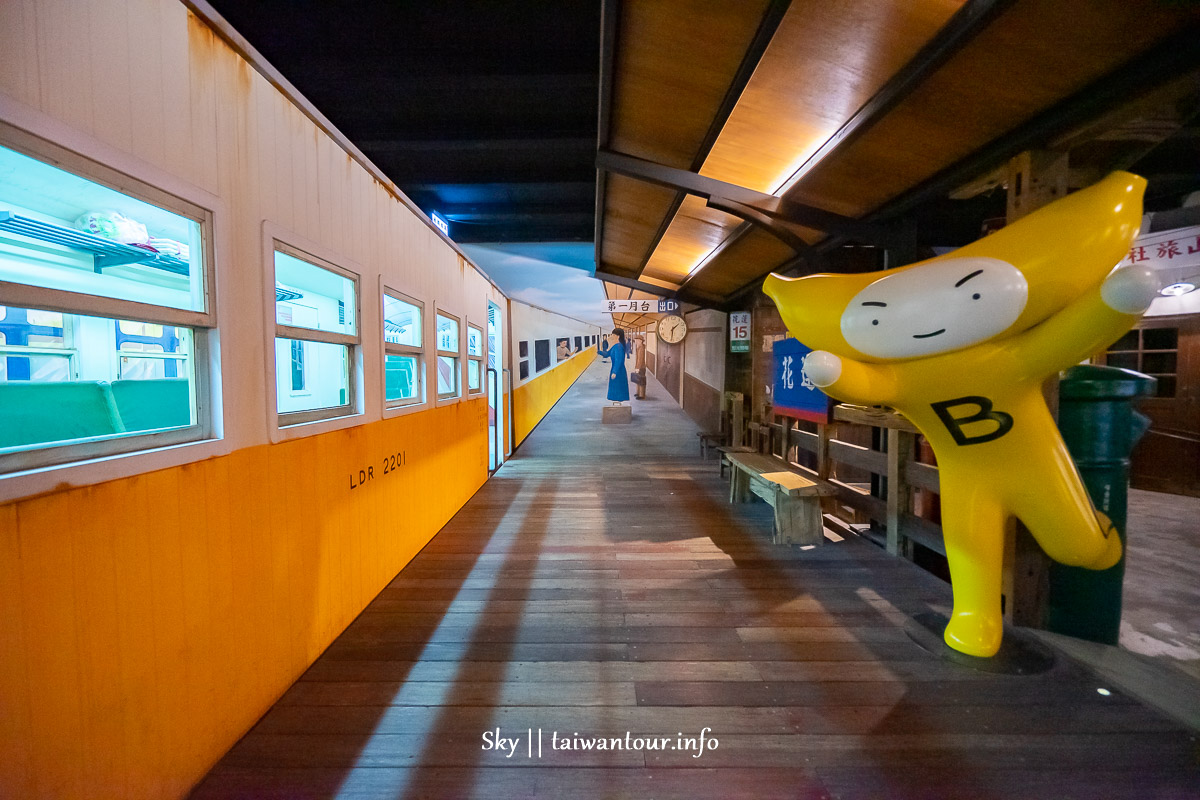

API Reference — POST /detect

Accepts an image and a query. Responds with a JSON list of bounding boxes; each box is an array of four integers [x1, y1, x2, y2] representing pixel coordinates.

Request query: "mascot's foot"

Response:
[[944, 611, 1002, 658], [1088, 511, 1124, 570]]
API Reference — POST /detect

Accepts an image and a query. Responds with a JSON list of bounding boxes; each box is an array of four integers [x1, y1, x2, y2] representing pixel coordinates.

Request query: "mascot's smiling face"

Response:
[[840, 257, 1029, 360]]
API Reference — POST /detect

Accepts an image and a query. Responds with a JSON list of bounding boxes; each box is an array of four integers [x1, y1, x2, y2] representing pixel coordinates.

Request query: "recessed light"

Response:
[[1160, 282, 1196, 297]]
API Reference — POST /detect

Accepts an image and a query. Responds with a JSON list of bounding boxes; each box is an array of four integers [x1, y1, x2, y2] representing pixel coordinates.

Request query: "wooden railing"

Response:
[[748, 405, 945, 558]]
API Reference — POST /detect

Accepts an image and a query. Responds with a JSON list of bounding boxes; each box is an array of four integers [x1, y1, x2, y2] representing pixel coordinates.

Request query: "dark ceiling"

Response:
[[206, 0, 601, 244], [206, 0, 1199, 300]]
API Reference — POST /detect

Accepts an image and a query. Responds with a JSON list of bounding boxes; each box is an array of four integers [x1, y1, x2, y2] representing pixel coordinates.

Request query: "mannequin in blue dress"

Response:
[[597, 328, 630, 403]]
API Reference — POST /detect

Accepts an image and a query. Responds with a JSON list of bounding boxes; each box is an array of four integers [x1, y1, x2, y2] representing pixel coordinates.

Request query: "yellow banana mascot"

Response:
[[763, 172, 1159, 657]]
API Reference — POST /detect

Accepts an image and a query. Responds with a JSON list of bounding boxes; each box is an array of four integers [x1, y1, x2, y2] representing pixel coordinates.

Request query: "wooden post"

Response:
[[1006, 150, 1068, 222], [1003, 150, 1067, 627], [885, 429, 915, 557], [730, 392, 744, 448], [816, 423, 831, 480], [816, 421, 833, 516]]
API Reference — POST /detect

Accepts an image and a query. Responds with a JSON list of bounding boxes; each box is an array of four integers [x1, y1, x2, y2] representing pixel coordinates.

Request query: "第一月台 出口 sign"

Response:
[[602, 299, 679, 314]]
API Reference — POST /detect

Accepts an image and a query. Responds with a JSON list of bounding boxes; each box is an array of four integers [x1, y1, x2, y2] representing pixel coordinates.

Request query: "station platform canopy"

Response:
[[594, 0, 1200, 309]]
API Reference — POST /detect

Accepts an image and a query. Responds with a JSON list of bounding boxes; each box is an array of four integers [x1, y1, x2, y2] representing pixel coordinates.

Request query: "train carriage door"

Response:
[[487, 301, 505, 472]]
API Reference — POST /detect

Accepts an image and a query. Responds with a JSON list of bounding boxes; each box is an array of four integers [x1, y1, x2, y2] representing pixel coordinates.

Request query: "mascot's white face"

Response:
[[840, 257, 1029, 360]]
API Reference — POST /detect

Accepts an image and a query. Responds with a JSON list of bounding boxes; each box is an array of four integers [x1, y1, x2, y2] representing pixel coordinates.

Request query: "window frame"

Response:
[[435, 308, 462, 402], [269, 238, 362, 428], [534, 338, 551, 373], [0, 123, 217, 476], [466, 321, 485, 395], [0, 307, 78, 381], [1104, 323, 1179, 399], [381, 285, 425, 410]]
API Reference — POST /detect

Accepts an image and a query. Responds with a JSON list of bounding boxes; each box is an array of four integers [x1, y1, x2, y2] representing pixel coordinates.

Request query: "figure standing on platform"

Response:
[[632, 334, 648, 399], [598, 328, 630, 404]]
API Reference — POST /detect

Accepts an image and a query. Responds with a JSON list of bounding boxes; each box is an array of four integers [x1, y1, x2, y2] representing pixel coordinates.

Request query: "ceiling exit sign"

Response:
[[430, 211, 450, 236], [730, 312, 750, 352]]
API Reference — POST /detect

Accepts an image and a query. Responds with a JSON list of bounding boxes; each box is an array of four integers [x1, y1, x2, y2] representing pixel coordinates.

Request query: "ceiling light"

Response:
[[1160, 282, 1196, 297]]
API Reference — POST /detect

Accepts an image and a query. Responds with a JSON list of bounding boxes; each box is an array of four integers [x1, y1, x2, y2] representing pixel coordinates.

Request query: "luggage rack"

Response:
[[0, 210, 191, 276]]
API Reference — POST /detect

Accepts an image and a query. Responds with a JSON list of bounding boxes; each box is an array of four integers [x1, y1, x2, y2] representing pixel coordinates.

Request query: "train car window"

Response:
[[436, 311, 460, 400], [519, 360, 529, 380], [468, 324, 483, 357], [0, 135, 214, 474], [574, 335, 582, 351], [0, 143, 208, 312], [383, 289, 423, 407], [534, 339, 551, 372], [519, 340, 528, 358], [273, 244, 359, 425], [467, 323, 484, 394]]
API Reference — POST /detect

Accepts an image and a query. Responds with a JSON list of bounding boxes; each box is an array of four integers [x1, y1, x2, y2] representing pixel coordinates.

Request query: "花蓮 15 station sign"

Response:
[[729, 312, 750, 352]]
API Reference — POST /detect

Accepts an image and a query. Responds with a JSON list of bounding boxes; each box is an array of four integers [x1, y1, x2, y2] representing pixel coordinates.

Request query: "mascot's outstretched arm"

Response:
[[1011, 264, 1159, 380], [800, 350, 899, 408]]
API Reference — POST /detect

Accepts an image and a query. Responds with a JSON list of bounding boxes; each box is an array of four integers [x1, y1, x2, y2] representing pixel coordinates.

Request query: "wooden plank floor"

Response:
[[191, 363, 1199, 799], [1122, 488, 1200, 680]]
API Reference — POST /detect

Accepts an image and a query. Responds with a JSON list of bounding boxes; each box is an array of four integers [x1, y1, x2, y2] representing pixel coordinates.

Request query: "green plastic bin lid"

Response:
[[1060, 364, 1157, 399]]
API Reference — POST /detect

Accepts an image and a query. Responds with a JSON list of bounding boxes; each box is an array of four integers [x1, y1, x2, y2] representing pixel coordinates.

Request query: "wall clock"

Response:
[[657, 313, 688, 344]]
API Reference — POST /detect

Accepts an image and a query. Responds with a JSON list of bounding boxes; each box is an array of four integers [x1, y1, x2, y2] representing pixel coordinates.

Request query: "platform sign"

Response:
[[430, 211, 450, 236], [603, 299, 653, 313], [603, 298, 681, 314], [773, 337, 833, 423], [1120, 224, 1200, 272], [730, 312, 750, 353]]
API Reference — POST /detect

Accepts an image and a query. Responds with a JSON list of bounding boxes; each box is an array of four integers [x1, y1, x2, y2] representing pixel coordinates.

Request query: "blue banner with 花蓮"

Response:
[[773, 337, 833, 423]]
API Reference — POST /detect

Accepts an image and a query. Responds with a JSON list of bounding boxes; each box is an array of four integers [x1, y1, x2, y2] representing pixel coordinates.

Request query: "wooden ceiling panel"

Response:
[[612, 0, 962, 285], [600, 174, 680, 275], [601, 0, 1199, 304], [641, 195, 743, 283], [687, 227, 796, 298], [788, 0, 1199, 218], [640, 274, 684, 291], [608, 0, 770, 167], [600, 0, 770, 282], [603, 283, 661, 304], [698, 0, 964, 193]]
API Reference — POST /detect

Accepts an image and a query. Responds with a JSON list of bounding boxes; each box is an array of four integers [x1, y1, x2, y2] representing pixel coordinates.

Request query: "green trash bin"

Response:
[[1047, 365, 1156, 645]]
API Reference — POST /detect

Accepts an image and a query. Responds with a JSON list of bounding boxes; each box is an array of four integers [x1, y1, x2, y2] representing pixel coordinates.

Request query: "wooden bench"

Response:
[[725, 451, 836, 546], [717, 445, 755, 478], [698, 430, 726, 458], [698, 391, 744, 458]]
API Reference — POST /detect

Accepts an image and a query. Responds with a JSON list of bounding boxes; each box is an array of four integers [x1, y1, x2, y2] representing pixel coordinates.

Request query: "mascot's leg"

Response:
[[1013, 446, 1122, 570], [940, 483, 1007, 658]]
